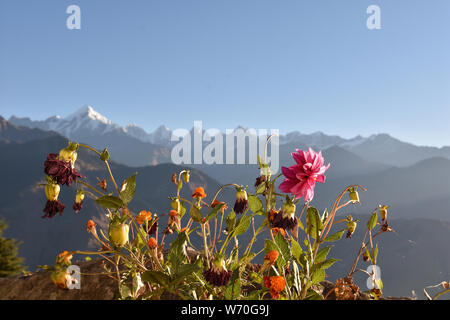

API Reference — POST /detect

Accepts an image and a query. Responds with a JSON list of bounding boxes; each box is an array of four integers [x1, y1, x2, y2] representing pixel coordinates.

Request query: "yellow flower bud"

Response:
[[45, 183, 60, 201], [182, 170, 190, 183], [109, 222, 129, 247]]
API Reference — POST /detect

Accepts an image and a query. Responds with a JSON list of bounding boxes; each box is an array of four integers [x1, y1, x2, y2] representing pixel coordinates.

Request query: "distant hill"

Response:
[[0, 132, 229, 270]]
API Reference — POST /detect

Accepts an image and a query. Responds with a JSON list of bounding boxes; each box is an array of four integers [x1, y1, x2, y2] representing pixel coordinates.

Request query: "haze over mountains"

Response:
[[10, 105, 450, 168], [1, 108, 450, 297]]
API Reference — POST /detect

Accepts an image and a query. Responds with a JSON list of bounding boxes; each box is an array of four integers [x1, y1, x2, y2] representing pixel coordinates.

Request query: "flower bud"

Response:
[[75, 190, 84, 204], [148, 237, 158, 249], [45, 183, 60, 201], [109, 222, 129, 247], [86, 220, 97, 234], [348, 187, 360, 204], [182, 170, 190, 183], [171, 198, 181, 211], [346, 217, 357, 238], [378, 205, 389, 222]]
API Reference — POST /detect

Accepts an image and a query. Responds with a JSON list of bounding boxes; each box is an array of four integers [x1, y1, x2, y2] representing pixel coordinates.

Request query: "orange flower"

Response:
[[263, 276, 271, 289], [268, 276, 285, 299], [169, 210, 178, 218], [272, 227, 285, 237], [86, 220, 97, 233], [192, 187, 207, 199], [148, 237, 158, 249], [264, 250, 279, 265], [137, 210, 152, 225]]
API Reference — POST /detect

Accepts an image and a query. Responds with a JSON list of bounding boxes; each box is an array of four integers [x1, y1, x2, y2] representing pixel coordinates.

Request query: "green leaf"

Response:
[[304, 289, 324, 300], [95, 195, 124, 210], [256, 182, 266, 194], [306, 207, 322, 239], [224, 269, 241, 300], [189, 205, 203, 223], [313, 258, 339, 272], [233, 215, 252, 236], [367, 211, 378, 231], [315, 246, 331, 263], [323, 229, 346, 243], [274, 232, 291, 265], [373, 244, 379, 264], [120, 173, 137, 204], [179, 200, 187, 218], [248, 195, 263, 213], [226, 210, 236, 233], [291, 239, 303, 261], [142, 270, 170, 287], [168, 232, 188, 273], [119, 283, 131, 299], [171, 263, 200, 285], [311, 268, 325, 285]]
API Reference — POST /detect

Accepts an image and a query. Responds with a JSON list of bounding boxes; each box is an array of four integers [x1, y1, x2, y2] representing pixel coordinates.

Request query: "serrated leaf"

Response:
[[171, 263, 200, 286], [226, 210, 236, 232], [274, 232, 291, 265], [168, 232, 188, 273], [95, 195, 124, 210], [189, 205, 203, 223], [315, 246, 331, 263], [367, 211, 378, 231], [323, 229, 346, 242], [142, 270, 170, 286], [306, 207, 322, 239], [291, 239, 303, 261], [120, 173, 137, 204], [224, 269, 241, 300], [313, 258, 339, 272], [233, 215, 252, 236], [311, 268, 325, 285], [248, 195, 263, 213]]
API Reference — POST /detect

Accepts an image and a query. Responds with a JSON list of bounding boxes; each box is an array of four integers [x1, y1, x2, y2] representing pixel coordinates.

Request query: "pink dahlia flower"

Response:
[[279, 148, 330, 201]]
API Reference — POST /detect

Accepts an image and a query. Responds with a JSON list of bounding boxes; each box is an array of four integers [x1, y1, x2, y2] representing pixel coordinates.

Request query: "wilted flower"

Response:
[[233, 188, 248, 214], [56, 251, 73, 265], [263, 275, 286, 299], [211, 199, 228, 214], [72, 190, 85, 213], [203, 257, 232, 287], [86, 220, 97, 234], [171, 173, 177, 184], [279, 148, 330, 201], [168, 210, 181, 231], [254, 175, 267, 188], [42, 182, 65, 218], [97, 178, 107, 192], [271, 199, 297, 231], [44, 151, 84, 187], [192, 187, 206, 199], [137, 210, 152, 225]]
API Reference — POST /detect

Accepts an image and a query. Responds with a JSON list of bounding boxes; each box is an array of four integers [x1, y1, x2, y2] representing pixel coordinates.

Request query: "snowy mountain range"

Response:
[[8, 105, 450, 168]]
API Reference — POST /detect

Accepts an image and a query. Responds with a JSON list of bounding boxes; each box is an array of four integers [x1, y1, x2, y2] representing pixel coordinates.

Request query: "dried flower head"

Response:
[[234, 188, 248, 214], [203, 257, 232, 287]]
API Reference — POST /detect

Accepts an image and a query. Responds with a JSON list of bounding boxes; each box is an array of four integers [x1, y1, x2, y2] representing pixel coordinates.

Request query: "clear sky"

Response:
[[0, 0, 449, 146]]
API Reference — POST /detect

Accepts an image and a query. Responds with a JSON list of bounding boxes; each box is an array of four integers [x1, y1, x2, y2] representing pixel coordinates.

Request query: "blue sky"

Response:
[[0, 0, 449, 146]]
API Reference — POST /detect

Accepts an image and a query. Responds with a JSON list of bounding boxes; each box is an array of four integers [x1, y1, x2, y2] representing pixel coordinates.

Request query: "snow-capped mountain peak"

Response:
[[66, 105, 112, 125]]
